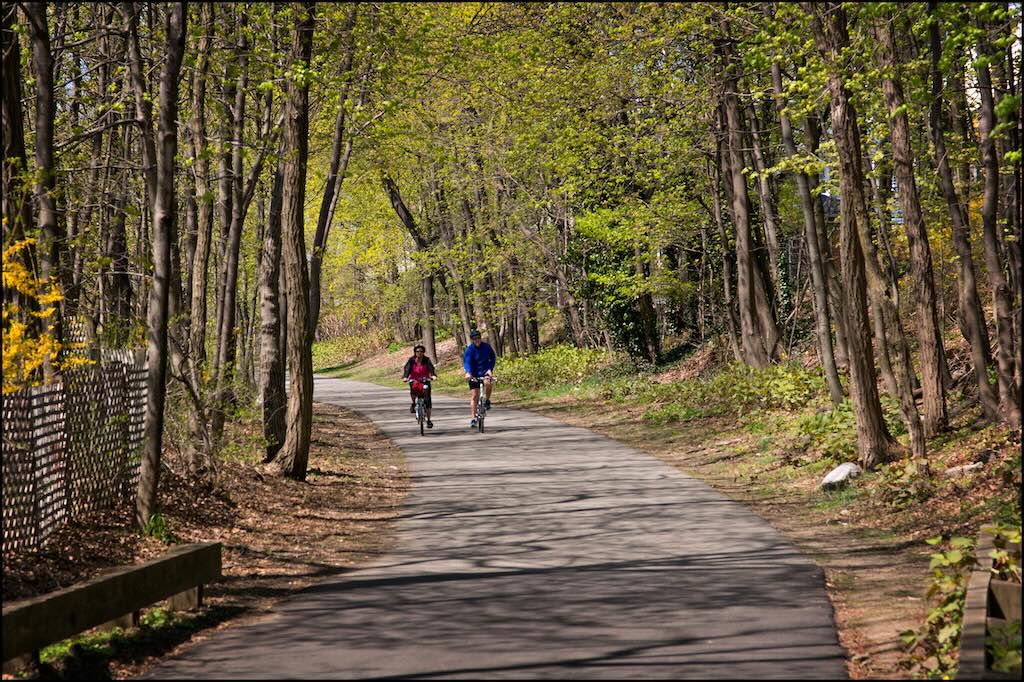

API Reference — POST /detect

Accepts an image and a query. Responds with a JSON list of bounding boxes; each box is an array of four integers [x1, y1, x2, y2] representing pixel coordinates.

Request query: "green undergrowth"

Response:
[[24, 606, 228, 679], [312, 332, 389, 373]]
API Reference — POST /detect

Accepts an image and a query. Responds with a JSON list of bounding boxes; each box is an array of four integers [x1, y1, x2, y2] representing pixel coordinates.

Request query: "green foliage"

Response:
[[792, 401, 858, 461], [312, 333, 387, 372], [901, 523, 1022, 678], [641, 363, 827, 424], [989, 620, 1022, 675], [900, 535, 977, 678], [497, 344, 610, 391], [142, 513, 177, 545]]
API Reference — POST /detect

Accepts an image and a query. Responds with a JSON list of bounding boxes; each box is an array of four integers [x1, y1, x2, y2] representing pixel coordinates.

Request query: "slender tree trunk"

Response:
[[308, 5, 359, 329], [926, 7, 1000, 418], [276, 2, 316, 480], [876, 16, 947, 435], [807, 1, 897, 469], [744, 102, 782, 301], [724, 94, 767, 368], [130, 1, 187, 528], [260, 132, 287, 462], [383, 173, 438, 362], [975, 35, 1021, 429], [706, 149, 743, 362], [185, 2, 214, 472], [771, 61, 843, 403], [26, 3, 62, 359]]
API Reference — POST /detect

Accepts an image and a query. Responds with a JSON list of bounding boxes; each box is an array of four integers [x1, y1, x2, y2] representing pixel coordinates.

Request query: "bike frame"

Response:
[[471, 376, 493, 433], [407, 379, 431, 436]]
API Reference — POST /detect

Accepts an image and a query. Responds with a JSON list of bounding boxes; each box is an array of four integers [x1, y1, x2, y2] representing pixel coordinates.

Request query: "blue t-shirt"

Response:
[[463, 342, 496, 377]]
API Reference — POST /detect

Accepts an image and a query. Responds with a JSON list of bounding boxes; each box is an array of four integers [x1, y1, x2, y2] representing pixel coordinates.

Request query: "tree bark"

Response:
[[719, 66, 768, 368], [875, 16, 948, 435], [275, 1, 316, 480], [806, 1, 897, 470], [974, 30, 1021, 429], [308, 4, 359, 330], [771, 61, 843, 404], [26, 3, 62, 358], [131, 1, 187, 529], [744, 101, 782, 301], [260, 131, 287, 462]]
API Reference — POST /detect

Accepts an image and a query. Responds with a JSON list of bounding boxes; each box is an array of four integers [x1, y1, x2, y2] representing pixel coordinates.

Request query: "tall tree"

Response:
[[874, 13, 948, 435], [25, 4, 61, 360], [806, 1, 898, 469], [127, 1, 187, 529], [974, 15, 1021, 429], [275, 1, 315, 480], [771, 61, 844, 404]]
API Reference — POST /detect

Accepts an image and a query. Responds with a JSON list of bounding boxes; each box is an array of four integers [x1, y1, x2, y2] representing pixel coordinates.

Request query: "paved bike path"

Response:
[[147, 377, 847, 679]]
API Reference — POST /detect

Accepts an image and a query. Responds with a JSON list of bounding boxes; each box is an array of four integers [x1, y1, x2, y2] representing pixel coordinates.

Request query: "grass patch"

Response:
[[815, 485, 862, 511]]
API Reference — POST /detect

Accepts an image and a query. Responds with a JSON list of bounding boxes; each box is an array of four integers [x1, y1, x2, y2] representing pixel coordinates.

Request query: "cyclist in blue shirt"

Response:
[[463, 329, 496, 428]]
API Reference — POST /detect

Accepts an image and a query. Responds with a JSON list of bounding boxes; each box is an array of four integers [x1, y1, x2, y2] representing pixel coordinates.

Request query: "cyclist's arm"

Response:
[[402, 358, 412, 380], [463, 346, 472, 377], [484, 345, 496, 375]]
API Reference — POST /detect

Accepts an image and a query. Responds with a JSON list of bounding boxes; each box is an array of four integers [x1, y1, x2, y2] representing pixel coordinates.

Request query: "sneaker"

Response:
[[469, 419, 477, 429], [426, 420, 433, 429], [409, 404, 416, 414], [484, 399, 492, 410]]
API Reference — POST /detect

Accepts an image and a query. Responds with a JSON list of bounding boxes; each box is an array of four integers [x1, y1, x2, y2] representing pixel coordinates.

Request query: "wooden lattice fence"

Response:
[[1, 356, 147, 553]]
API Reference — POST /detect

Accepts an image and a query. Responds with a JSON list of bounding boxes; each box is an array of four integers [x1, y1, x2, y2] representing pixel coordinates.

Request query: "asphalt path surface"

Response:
[[146, 376, 847, 679]]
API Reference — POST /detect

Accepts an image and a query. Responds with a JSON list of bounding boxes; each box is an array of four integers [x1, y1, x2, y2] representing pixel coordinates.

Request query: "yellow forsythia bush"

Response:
[[2, 237, 65, 394]]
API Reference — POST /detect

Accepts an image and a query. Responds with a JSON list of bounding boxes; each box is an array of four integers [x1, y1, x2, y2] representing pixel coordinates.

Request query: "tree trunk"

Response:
[[771, 62, 843, 403], [131, 1, 187, 529], [806, 1, 896, 470], [926, 6, 1000, 419], [260, 131, 287, 462], [706, 149, 743, 362], [744, 101, 782, 301], [875, 16, 948, 435], [308, 5, 359, 330], [975, 29, 1022, 429], [720, 77, 768, 367], [26, 3, 62, 359], [276, 2, 316, 481]]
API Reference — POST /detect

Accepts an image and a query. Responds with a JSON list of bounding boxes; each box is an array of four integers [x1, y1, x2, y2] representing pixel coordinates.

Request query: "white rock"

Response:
[[820, 462, 862, 490], [942, 462, 984, 478]]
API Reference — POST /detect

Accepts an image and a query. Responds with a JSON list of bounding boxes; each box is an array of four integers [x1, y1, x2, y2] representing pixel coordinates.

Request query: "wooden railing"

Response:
[[2, 542, 221, 668], [958, 525, 1022, 680]]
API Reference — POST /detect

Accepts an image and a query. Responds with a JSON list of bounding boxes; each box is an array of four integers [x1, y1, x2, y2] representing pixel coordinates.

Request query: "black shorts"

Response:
[[410, 384, 431, 408], [468, 377, 488, 390]]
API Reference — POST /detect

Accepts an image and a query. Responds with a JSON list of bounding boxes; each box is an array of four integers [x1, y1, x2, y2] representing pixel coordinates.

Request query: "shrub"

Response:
[[311, 332, 387, 371], [793, 400, 858, 462], [640, 362, 828, 424], [497, 344, 611, 390]]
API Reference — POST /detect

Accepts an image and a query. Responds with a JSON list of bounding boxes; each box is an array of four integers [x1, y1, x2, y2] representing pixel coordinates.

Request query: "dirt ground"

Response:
[[2, 402, 409, 679]]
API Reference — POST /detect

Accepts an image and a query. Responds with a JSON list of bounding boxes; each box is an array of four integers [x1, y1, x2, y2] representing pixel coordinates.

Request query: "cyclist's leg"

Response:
[[409, 385, 417, 412], [424, 386, 432, 419], [468, 378, 479, 420], [484, 376, 494, 400]]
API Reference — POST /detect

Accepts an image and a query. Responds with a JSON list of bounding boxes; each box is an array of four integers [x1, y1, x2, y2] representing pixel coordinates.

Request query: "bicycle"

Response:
[[471, 376, 495, 433], [405, 379, 431, 436]]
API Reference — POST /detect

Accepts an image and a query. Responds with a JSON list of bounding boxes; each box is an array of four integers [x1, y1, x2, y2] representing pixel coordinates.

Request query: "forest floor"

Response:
[[321, 341, 1020, 679], [1, 402, 409, 680]]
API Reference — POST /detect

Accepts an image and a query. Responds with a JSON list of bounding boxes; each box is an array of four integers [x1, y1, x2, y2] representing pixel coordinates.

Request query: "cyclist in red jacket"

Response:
[[402, 344, 437, 428]]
